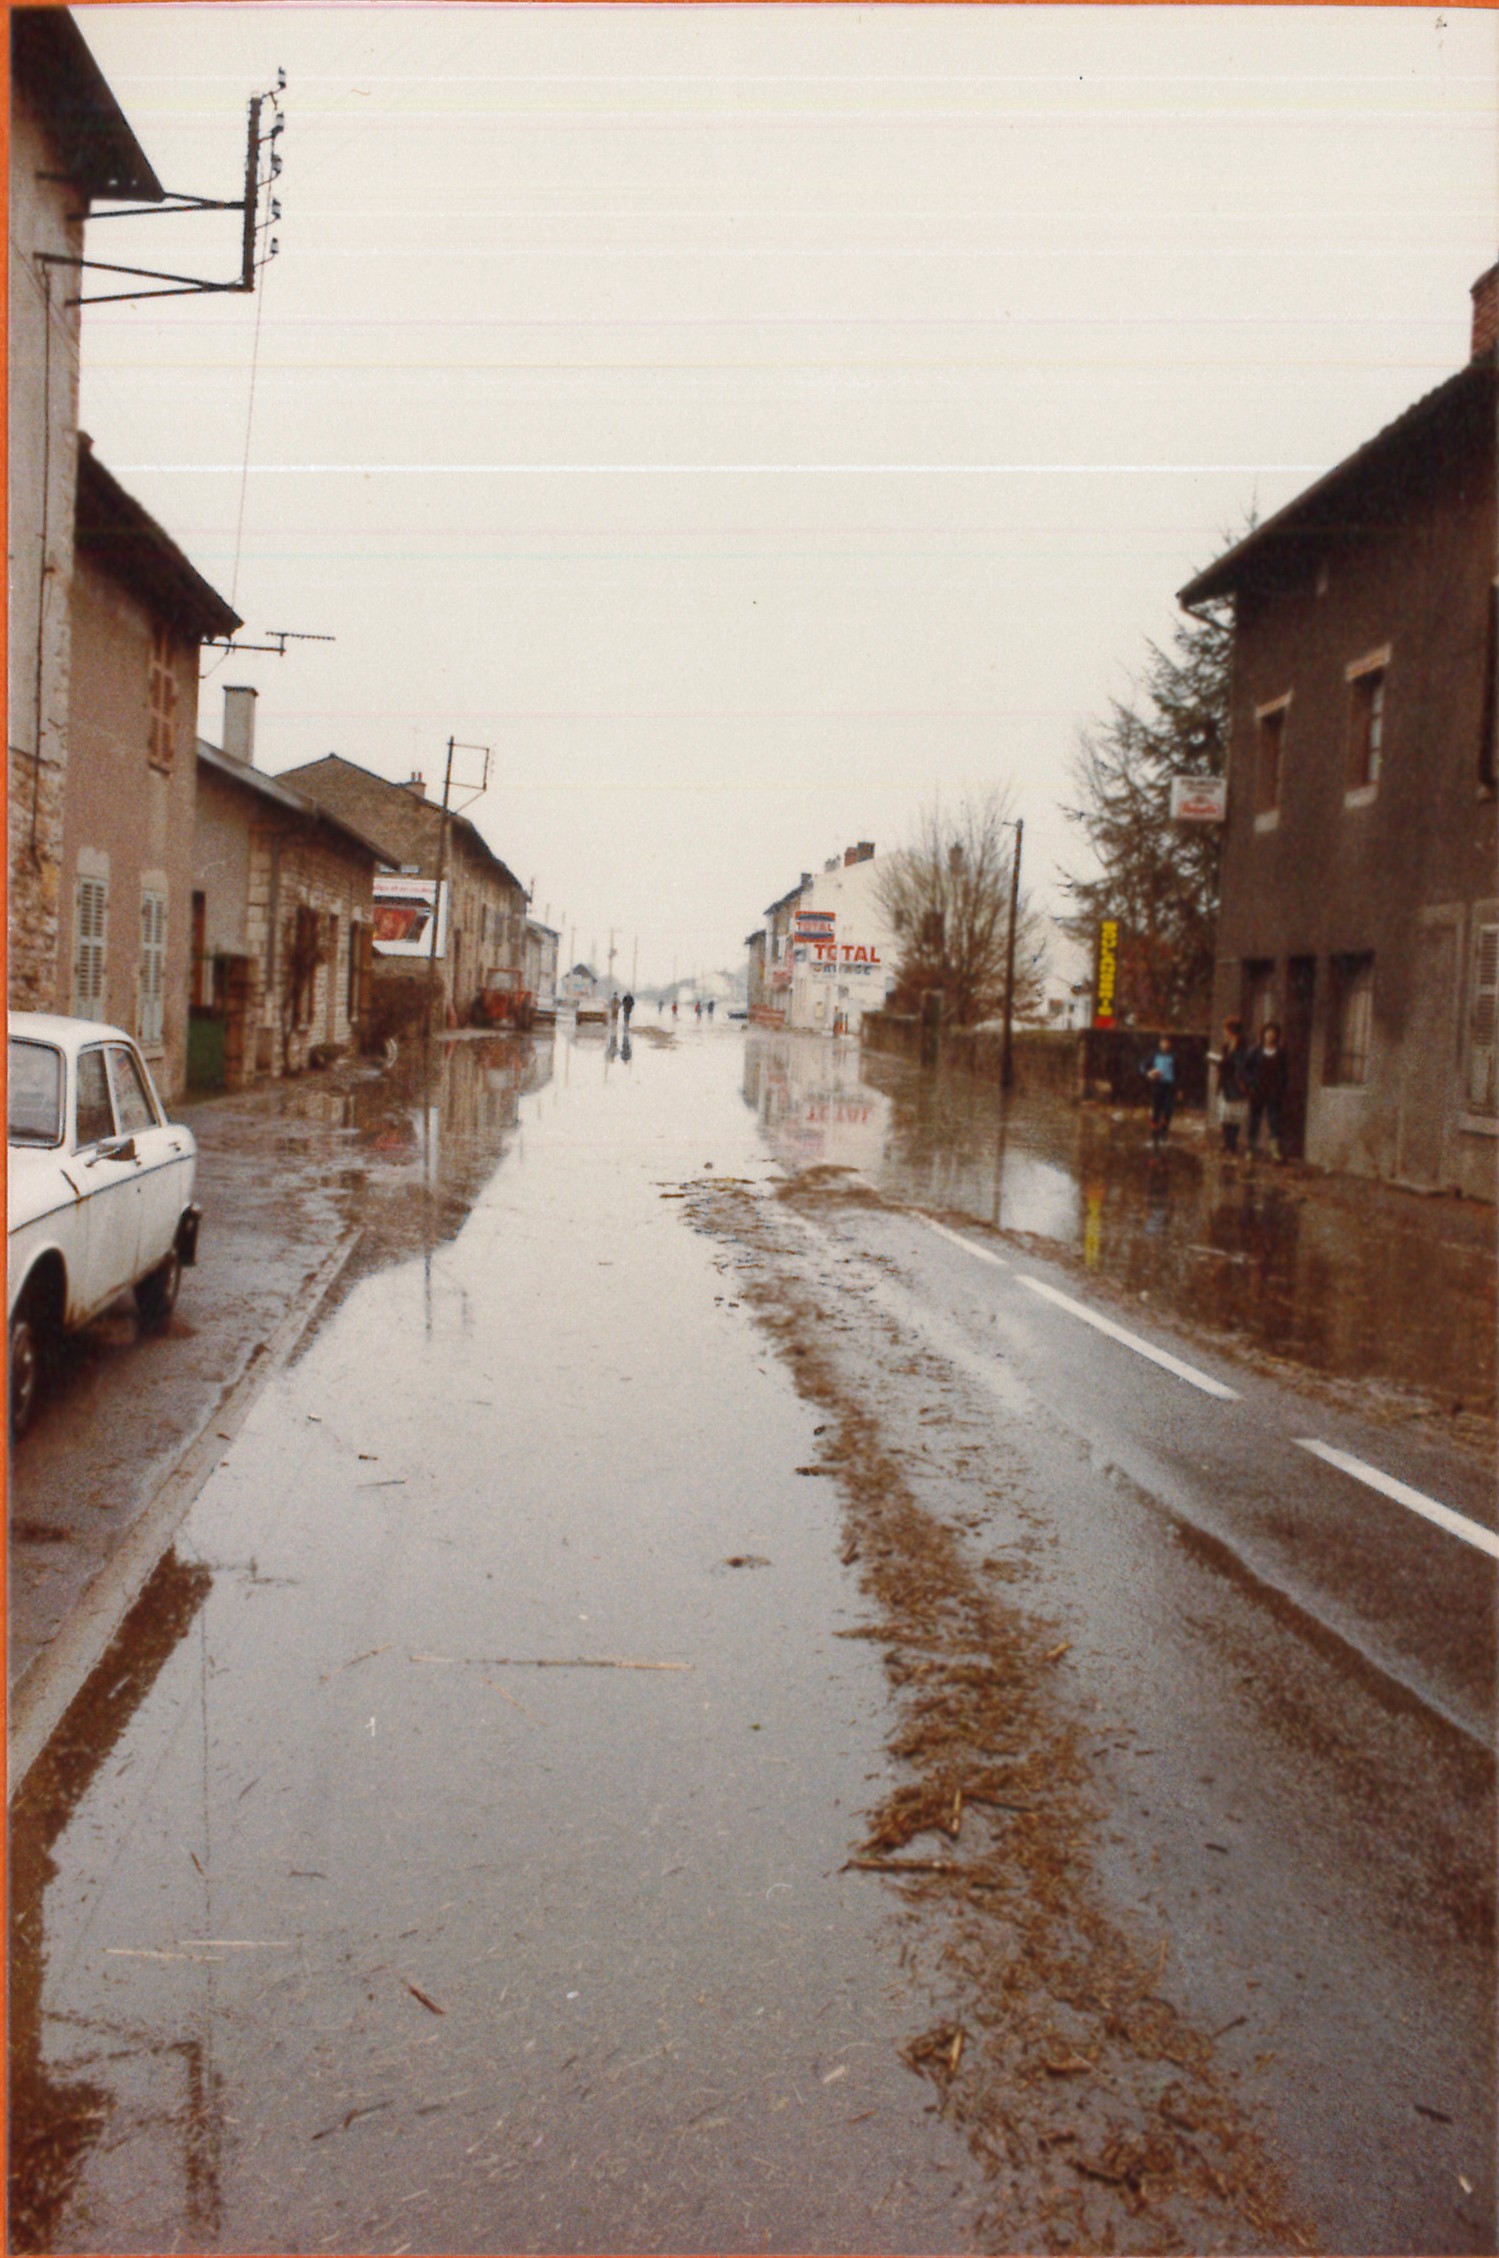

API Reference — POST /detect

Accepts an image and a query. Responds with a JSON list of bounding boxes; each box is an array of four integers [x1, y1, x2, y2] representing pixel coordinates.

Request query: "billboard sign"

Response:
[[373, 873, 449, 959], [1169, 776, 1227, 824]]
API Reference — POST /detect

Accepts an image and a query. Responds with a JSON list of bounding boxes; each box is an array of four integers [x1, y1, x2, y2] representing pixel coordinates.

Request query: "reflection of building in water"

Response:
[[275, 1035, 555, 1281], [9, 1550, 218, 2255], [742, 1030, 892, 1174]]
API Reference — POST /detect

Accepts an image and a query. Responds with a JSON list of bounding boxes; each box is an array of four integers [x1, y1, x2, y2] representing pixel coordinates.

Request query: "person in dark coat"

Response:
[[1210, 1016, 1250, 1154], [1246, 1021, 1289, 1161], [621, 991, 634, 1025]]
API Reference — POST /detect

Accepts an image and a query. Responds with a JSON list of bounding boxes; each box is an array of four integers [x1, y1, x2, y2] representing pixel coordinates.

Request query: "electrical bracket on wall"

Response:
[[41, 72, 286, 306]]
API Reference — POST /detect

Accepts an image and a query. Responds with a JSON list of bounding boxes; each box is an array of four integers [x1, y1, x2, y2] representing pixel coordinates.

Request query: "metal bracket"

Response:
[[40, 75, 285, 307]]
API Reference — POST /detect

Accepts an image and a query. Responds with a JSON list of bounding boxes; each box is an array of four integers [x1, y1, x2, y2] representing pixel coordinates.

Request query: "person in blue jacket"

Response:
[[1146, 1034, 1177, 1148]]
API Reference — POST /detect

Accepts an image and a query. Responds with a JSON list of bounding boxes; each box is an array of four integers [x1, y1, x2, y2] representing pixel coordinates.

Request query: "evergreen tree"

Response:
[[1061, 582, 1236, 1030]]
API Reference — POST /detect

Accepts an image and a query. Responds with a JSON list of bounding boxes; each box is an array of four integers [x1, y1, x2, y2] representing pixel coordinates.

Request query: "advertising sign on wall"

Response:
[[373, 874, 449, 959], [1094, 917, 1119, 1028], [1169, 776, 1228, 823]]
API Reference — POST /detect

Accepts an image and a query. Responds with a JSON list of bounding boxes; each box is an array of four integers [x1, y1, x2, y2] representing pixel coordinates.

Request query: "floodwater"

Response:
[[9, 1019, 1490, 2256], [9, 1019, 989, 2257], [742, 1032, 1497, 1420]]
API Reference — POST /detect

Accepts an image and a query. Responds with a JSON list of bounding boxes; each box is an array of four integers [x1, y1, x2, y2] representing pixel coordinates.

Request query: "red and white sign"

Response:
[[1169, 776, 1227, 824]]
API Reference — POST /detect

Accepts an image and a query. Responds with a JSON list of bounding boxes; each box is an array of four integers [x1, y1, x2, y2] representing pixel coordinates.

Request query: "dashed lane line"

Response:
[[1016, 1274, 1241, 1401], [924, 1219, 1011, 1269], [1295, 1439, 1499, 1561]]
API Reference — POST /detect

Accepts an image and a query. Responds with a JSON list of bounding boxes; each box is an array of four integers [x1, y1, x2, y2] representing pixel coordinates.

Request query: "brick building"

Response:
[[277, 755, 529, 1032], [8, 11, 164, 1012], [58, 441, 239, 1101], [1180, 267, 1497, 1195], [193, 690, 385, 1089]]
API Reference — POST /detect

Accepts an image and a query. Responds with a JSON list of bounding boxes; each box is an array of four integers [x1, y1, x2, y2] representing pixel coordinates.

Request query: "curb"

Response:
[[7, 1222, 363, 1797]]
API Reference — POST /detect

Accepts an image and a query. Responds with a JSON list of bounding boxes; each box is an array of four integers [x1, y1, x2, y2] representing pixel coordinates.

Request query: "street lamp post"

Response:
[[1000, 815, 1024, 1094]]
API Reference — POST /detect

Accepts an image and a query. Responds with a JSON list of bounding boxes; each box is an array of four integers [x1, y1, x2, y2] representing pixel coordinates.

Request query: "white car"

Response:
[[8, 1013, 200, 1440]]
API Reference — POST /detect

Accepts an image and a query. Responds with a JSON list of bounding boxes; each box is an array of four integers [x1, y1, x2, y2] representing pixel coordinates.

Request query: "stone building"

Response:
[[1180, 266, 1497, 1195], [193, 690, 385, 1089], [8, 11, 164, 1012], [59, 441, 239, 1100], [276, 755, 530, 1032]]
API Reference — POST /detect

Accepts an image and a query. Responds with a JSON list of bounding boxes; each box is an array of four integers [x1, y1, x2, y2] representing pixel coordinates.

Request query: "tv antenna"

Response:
[[201, 629, 335, 659]]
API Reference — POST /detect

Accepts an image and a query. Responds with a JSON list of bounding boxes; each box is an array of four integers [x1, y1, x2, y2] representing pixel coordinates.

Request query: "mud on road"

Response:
[[681, 1163, 1308, 2256]]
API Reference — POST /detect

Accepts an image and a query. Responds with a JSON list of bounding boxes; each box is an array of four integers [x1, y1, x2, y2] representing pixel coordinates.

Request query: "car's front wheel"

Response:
[[135, 1244, 182, 1332], [9, 1295, 44, 1442]]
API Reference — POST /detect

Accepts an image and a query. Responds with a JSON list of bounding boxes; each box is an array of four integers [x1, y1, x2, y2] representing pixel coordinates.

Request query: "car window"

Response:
[[8, 1040, 63, 1146], [75, 1047, 116, 1148], [106, 1045, 158, 1135]]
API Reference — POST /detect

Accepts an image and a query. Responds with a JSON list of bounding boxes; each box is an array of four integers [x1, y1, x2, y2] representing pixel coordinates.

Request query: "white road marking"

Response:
[[1295, 1440, 1499, 1560], [1016, 1275, 1240, 1400], [924, 1219, 1011, 1269]]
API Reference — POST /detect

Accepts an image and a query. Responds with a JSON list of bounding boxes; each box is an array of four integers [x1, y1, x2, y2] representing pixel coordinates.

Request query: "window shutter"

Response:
[[73, 877, 108, 1018], [1467, 922, 1499, 1113], [138, 888, 168, 1048]]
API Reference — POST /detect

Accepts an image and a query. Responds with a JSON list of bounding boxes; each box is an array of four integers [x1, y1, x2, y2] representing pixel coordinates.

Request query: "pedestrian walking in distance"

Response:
[[609, 992, 620, 1026], [621, 991, 634, 1026], [1146, 1034, 1177, 1148], [1210, 1016, 1250, 1155], [706, 998, 715, 1018], [1246, 1020, 1289, 1162]]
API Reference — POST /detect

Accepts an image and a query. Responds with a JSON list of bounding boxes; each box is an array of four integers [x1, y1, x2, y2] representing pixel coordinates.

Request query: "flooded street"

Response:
[[744, 1036, 1497, 1431], [10, 1025, 1495, 2256]]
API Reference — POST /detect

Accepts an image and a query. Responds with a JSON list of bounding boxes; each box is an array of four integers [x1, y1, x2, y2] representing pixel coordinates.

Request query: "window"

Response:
[[1325, 954, 1375, 1087], [148, 624, 177, 771], [291, 904, 321, 1029], [348, 920, 366, 1019], [1466, 921, 1498, 1115], [75, 1048, 115, 1147], [107, 1044, 158, 1134], [138, 887, 167, 1049], [73, 875, 108, 1019], [325, 914, 339, 1034], [8, 1041, 63, 1147], [1254, 698, 1289, 820], [1345, 650, 1390, 794]]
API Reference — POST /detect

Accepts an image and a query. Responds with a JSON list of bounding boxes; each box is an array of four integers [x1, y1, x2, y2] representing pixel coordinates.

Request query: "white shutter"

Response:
[[72, 877, 108, 1019], [138, 888, 168, 1048], [1467, 921, 1499, 1114]]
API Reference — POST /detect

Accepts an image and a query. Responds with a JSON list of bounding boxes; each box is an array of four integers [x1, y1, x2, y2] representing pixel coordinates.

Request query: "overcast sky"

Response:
[[74, 3, 1497, 989]]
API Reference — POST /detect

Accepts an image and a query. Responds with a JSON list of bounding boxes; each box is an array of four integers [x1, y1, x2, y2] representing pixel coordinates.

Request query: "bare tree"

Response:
[[877, 793, 1048, 1027]]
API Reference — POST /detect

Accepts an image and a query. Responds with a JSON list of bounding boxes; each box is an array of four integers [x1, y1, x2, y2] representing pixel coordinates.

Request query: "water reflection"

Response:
[[9, 1551, 216, 2254], [273, 1032, 555, 1285], [744, 1032, 1495, 1408]]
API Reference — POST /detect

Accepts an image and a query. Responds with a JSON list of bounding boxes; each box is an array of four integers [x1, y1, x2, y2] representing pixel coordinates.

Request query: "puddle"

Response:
[[742, 1032, 1496, 1415]]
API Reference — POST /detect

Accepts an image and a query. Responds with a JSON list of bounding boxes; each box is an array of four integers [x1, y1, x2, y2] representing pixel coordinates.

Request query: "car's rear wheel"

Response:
[[9, 1294, 44, 1442], [135, 1244, 182, 1332]]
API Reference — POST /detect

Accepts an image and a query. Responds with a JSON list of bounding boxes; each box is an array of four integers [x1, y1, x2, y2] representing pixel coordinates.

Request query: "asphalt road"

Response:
[[9, 1023, 1494, 2256]]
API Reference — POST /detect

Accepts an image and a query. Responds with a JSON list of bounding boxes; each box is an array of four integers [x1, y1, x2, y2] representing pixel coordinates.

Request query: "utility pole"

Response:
[[1001, 816, 1023, 1095], [425, 735, 457, 1033]]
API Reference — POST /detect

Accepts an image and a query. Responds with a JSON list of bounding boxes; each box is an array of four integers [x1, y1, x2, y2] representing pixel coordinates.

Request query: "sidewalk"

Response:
[[6, 1032, 552, 1779]]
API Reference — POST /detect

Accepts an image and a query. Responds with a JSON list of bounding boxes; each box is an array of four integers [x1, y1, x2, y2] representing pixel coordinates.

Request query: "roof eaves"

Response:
[[1179, 357, 1493, 608], [198, 741, 390, 864], [12, 10, 164, 202], [77, 444, 240, 640]]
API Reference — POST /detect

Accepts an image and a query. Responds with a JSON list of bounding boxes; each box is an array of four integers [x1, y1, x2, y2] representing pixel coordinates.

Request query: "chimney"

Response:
[[854, 840, 875, 863], [223, 684, 257, 765], [405, 772, 426, 797], [1472, 262, 1499, 361]]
